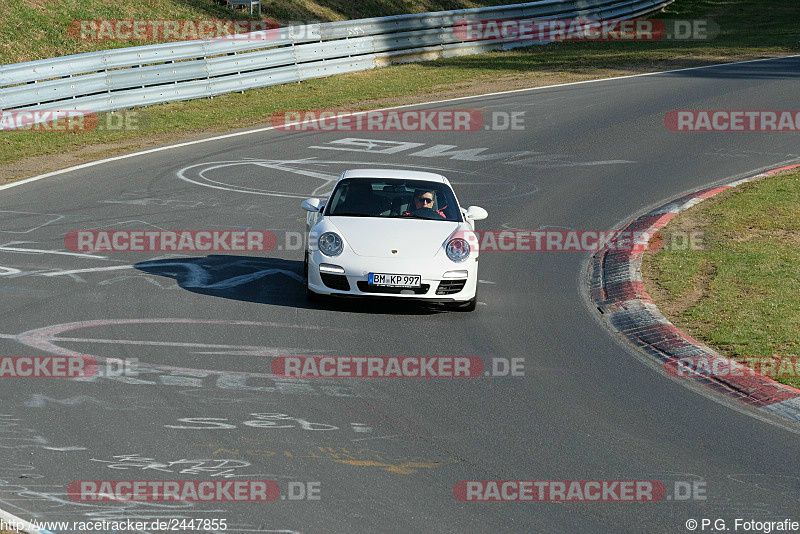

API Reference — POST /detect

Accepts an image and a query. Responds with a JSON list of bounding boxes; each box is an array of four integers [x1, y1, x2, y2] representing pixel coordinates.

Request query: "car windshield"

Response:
[[325, 178, 462, 222]]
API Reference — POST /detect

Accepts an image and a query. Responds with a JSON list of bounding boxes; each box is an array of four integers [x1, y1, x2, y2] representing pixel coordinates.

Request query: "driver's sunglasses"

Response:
[[417, 196, 434, 204]]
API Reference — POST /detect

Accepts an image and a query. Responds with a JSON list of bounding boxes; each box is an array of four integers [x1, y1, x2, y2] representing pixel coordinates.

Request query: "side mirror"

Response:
[[464, 206, 488, 221], [301, 198, 322, 212]]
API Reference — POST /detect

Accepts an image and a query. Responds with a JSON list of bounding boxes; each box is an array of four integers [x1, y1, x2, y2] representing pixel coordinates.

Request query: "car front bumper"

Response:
[[307, 251, 478, 302]]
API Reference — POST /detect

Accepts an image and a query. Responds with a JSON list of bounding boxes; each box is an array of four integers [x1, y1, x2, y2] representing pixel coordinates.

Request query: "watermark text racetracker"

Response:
[[272, 356, 525, 378], [454, 479, 707, 502], [666, 355, 800, 379], [66, 18, 340, 42], [67, 479, 321, 501], [65, 230, 279, 252], [0, 356, 140, 378], [24, 519, 229, 532], [665, 110, 800, 132], [271, 109, 525, 132], [0, 109, 146, 132], [453, 18, 718, 41], [457, 230, 704, 252], [68, 19, 283, 41], [64, 229, 705, 253], [0, 356, 94, 378]]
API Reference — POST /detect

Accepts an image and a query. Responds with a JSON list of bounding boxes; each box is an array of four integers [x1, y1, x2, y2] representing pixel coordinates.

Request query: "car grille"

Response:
[[435, 279, 467, 295], [321, 273, 351, 291], [356, 282, 430, 295]]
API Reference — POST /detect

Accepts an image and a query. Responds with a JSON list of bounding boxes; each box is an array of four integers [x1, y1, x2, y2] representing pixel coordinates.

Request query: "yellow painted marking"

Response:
[[196, 443, 456, 473], [333, 459, 442, 475], [211, 448, 239, 455]]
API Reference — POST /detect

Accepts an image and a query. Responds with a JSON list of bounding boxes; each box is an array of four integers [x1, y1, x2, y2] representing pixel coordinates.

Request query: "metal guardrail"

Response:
[[0, 0, 674, 117]]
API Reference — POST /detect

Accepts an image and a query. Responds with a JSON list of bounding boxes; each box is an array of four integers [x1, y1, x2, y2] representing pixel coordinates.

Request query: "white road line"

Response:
[[0, 215, 65, 235], [0, 245, 107, 259], [39, 265, 134, 277], [49, 336, 308, 352]]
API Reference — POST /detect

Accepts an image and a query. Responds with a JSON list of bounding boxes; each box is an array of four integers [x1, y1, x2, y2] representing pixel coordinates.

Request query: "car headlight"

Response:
[[318, 232, 343, 256], [446, 238, 470, 263]]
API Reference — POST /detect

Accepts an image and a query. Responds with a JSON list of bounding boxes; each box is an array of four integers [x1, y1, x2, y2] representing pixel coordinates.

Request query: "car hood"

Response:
[[329, 217, 458, 259]]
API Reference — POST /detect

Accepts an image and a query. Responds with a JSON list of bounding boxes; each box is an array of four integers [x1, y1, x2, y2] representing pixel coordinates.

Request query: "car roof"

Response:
[[339, 168, 449, 185]]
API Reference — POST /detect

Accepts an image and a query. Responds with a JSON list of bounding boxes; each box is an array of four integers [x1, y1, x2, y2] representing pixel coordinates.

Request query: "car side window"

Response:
[[326, 183, 346, 215]]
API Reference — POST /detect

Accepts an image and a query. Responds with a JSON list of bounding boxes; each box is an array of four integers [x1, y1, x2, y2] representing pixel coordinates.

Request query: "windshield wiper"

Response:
[[402, 214, 451, 221]]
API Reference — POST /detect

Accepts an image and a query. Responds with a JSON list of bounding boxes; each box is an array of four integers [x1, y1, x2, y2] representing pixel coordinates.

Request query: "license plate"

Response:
[[368, 273, 421, 287]]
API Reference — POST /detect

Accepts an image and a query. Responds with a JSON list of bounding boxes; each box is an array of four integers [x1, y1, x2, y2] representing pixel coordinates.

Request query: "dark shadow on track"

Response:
[[134, 255, 447, 315]]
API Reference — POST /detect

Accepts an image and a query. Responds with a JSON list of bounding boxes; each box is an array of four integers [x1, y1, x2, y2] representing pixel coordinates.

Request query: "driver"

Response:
[[403, 189, 446, 218]]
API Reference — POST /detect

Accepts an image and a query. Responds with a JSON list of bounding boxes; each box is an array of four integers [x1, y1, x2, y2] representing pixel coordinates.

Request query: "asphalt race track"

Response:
[[0, 56, 799, 533]]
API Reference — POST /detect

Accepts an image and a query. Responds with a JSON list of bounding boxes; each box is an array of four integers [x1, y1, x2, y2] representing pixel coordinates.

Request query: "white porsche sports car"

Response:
[[301, 169, 488, 311]]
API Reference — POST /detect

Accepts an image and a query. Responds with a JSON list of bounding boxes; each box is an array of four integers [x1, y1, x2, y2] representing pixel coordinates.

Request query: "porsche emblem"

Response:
[[391, 250, 398, 254]]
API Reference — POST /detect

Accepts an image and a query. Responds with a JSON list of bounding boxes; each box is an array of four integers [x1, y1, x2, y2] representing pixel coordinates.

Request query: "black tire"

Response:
[[304, 252, 319, 303], [453, 285, 478, 312], [306, 272, 324, 303], [459, 296, 477, 312], [306, 286, 320, 303]]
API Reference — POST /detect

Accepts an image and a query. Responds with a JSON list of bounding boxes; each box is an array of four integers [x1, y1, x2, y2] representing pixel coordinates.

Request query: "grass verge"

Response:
[[642, 169, 800, 390], [0, 0, 798, 182]]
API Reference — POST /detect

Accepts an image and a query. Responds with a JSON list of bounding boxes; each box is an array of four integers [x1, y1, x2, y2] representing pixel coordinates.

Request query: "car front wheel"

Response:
[[306, 286, 320, 303], [304, 251, 320, 302]]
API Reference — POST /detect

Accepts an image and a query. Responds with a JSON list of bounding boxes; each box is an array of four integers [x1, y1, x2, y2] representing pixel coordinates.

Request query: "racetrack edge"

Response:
[[589, 163, 800, 427]]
